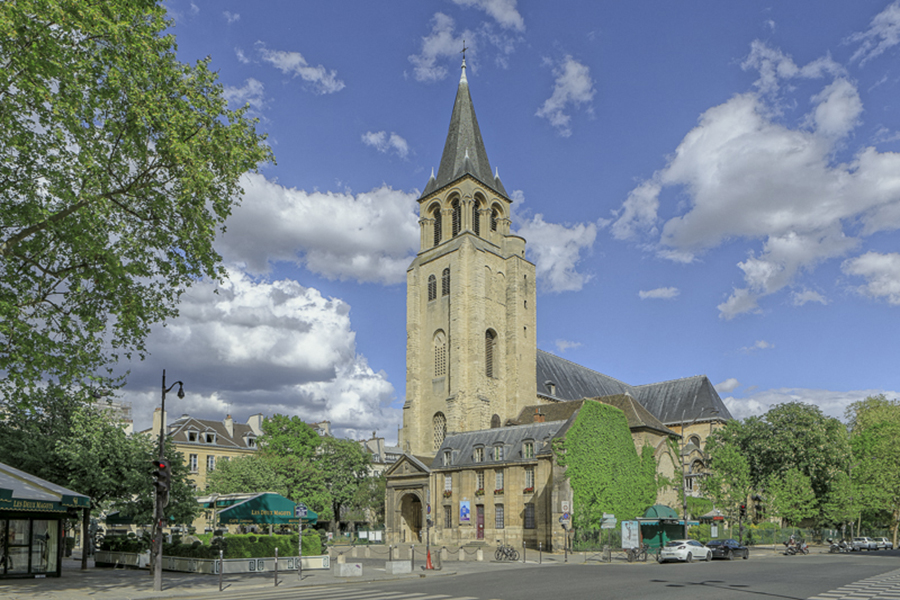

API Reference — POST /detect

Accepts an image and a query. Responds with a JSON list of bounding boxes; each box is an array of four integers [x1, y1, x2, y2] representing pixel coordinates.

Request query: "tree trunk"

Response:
[[81, 507, 90, 570]]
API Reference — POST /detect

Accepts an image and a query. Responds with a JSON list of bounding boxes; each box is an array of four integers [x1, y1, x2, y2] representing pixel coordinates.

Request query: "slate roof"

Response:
[[421, 60, 508, 199], [430, 421, 566, 470], [535, 349, 733, 426], [157, 416, 258, 451]]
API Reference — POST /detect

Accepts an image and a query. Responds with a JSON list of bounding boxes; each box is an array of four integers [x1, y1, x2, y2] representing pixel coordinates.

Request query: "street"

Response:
[[175, 549, 900, 600]]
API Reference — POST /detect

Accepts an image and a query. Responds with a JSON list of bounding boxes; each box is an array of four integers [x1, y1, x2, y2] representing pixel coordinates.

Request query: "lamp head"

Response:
[[176, 383, 185, 399]]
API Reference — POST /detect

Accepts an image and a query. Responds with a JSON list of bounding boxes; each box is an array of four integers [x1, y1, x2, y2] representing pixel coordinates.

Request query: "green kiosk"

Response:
[[216, 493, 317, 529], [637, 504, 699, 550]]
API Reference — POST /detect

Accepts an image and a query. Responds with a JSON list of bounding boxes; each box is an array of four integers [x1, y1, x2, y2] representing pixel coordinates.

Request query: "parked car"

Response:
[[706, 538, 750, 560], [873, 537, 893, 550], [852, 537, 877, 551], [658, 539, 712, 563]]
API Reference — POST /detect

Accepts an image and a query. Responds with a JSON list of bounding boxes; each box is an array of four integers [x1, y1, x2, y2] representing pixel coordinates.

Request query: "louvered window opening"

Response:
[[433, 413, 447, 451], [472, 203, 480, 236], [433, 208, 442, 247], [452, 200, 461, 237], [434, 341, 446, 377], [491, 208, 498, 231], [427, 275, 437, 301], [442, 268, 450, 296], [485, 330, 496, 378]]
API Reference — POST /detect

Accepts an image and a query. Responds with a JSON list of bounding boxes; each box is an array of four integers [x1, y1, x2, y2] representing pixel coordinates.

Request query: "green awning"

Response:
[[216, 493, 317, 526]]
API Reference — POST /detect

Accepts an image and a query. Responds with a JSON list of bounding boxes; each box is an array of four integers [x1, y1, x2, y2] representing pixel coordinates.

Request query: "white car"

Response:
[[873, 537, 893, 550], [852, 537, 877, 551], [658, 539, 712, 563]]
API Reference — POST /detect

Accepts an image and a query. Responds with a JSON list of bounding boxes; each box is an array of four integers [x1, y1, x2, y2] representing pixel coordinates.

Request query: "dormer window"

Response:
[[523, 441, 534, 459], [187, 431, 198, 442], [204, 433, 216, 444], [443, 450, 452, 466], [544, 380, 557, 396], [473, 446, 484, 463], [245, 435, 257, 448], [492, 444, 504, 461]]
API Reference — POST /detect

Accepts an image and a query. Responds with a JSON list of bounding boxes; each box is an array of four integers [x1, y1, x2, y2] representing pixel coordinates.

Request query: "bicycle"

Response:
[[495, 541, 520, 562], [627, 544, 649, 562]]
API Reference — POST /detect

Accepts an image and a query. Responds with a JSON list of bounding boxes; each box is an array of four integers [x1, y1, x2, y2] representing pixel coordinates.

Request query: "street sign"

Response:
[[602, 513, 615, 520], [600, 517, 617, 529], [295, 503, 308, 519], [561, 501, 570, 513], [558, 512, 570, 524]]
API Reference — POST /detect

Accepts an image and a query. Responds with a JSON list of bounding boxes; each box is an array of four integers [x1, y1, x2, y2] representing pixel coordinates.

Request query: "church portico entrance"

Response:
[[399, 493, 423, 543]]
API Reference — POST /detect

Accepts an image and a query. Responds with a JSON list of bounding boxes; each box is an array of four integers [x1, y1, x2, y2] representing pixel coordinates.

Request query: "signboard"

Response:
[[459, 501, 470, 522], [621, 520, 640, 549], [561, 501, 570, 513], [294, 503, 308, 519], [600, 517, 617, 529], [558, 512, 570, 524], [711, 525, 718, 538]]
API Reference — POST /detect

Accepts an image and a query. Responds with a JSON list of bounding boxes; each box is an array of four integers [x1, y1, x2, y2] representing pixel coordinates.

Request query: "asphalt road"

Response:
[[191, 548, 900, 600]]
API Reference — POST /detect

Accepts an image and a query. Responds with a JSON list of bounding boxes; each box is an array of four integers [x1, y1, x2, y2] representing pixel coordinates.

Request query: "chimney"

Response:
[[534, 407, 545, 423], [224, 414, 234, 438], [152, 407, 167, 436]]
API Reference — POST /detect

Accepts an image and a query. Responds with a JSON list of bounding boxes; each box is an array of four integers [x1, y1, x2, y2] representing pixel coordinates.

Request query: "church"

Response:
[[384, 58, 731, 551]]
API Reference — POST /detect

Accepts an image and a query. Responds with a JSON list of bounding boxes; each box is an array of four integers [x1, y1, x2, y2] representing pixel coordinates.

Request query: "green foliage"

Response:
[[259, 415, 320, 461], [318, 437, 372, 532], [0, 0, 273, 405], [686, 497, 713, 519], [704, 433, 752, 519], [345, 475, 387, 526], [100, 533, 149, 553], [768, 467, 818, 526], [205, 455, 288, 497], [163, 533, 322, 559], [556, 401, 656, 528]]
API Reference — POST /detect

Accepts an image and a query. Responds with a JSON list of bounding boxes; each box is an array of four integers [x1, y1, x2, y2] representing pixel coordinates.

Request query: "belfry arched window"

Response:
[[434, 330, 447, 377], [433, 412, 447, 451], [432, 205, 442, 247], [472, 201, 481, 236], [485, 329, 497, 378], [427, 275, 437, 301], [452, 199, 461, 237], [490, 207, 499, 232], [441, 268, 450, 297]]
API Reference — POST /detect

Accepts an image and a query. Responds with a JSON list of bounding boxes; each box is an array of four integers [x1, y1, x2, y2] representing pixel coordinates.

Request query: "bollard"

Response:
[[274, 547, 278, 586], [522, 540, 526, 563], [539, 542, 542, 564], [218, 549, 223, 592], [410, 545, 415, 571], [389, 544, 393, 562]]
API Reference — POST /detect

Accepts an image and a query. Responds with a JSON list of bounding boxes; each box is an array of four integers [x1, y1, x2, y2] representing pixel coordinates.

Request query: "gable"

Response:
[[384, 453, 431, 478]]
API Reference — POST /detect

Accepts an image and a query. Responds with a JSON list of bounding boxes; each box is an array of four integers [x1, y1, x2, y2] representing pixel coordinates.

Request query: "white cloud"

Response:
[[217, 174, 420, 285], [257, 43, 345, 94], [791, 289, 828, 306], [452, 0, 525, 32], [740, 340, 774, 353], [120, 270, 400, 441], [715, 378, 741, 394], [223, 11, 239, 24], [362, 131, 410, 159], [408, 13, 472, 83], [554, 339, 582, 353], [515, 213, 597, 293], [638, 287, 679, 300], [842, 251, 900, 305], [611, 39, 900, 319], [721, 387, 900, 421], [535, 56, 595, 137], [848, 1, 900, 65], [235, 47, 251, 64], [223, 78, 265, 112]]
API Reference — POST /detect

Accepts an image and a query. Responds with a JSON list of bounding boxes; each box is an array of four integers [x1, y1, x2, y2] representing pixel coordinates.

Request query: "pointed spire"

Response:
[[423, 48, 505, 199]]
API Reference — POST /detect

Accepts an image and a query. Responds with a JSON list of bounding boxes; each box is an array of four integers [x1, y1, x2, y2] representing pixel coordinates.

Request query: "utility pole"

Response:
[[153, 370, 184, 592]]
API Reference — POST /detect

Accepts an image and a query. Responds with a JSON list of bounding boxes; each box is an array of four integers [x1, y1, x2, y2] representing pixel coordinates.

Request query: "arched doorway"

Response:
[[399, 493, 423, 543]]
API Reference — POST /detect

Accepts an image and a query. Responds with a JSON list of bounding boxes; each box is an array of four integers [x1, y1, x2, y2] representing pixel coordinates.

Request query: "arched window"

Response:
[[485, 329, 497, 378], [427, 275, 437, 301], [472, 201, 481, 236], [441, 268, 450, 297], [490, 207, 499, 232], [432, 205, 442, 247], [434, 331, 446, 377], [452, 199, 461, 237], [688, 435, 701, 448], [433, 412, 447, 451], [491, 414, 501, 429]]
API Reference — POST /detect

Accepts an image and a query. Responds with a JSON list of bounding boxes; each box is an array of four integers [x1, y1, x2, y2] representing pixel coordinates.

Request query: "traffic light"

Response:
[[153, 459, 171, 497], [752, 494, 763, 515], [739, 504, 746, 518]]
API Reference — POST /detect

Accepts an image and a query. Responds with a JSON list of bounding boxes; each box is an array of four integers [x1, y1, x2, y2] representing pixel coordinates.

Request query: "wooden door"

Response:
[[476, 505, 484, 540]]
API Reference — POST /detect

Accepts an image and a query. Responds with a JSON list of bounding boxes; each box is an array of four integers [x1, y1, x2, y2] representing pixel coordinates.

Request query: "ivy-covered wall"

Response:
[[556, 401, 657, 527]]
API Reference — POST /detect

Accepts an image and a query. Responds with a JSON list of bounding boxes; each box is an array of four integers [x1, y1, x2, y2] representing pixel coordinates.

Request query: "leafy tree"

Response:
[[846, 395, 900, 547], [205, 455, 288, 496], [318, 437, 372, 534], [259, 415, 321, 461], [768, 467, 818, 527], [345, 475, 387, 527], [704, 432, 752, 520], [0, 0, 272, 406]]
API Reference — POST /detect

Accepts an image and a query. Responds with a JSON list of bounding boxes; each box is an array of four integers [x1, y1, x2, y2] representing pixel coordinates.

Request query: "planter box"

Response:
[[95, 551, 329, 574]]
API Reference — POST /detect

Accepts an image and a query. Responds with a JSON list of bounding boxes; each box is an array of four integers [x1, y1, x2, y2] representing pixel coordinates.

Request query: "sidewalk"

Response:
[[0, 552, 550, 600]]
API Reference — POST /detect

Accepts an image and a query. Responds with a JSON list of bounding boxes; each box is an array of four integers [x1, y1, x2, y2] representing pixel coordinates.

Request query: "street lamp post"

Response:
[[153, 369, 184, 593]]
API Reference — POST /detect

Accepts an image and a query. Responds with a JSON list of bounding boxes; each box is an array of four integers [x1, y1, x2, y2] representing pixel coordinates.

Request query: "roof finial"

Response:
[[460, 40, 468, 84]]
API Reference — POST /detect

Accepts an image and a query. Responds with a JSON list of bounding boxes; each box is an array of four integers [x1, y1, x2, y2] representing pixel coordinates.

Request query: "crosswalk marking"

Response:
[[208, 587, 480, 600], [808, 568, 900, 600]]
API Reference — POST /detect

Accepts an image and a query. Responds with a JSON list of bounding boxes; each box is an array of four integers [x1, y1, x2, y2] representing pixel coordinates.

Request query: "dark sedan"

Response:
[[706, 538, 750, 560]]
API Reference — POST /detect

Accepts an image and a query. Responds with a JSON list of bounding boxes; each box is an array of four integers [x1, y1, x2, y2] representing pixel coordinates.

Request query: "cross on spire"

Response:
[[461, 40, 468, 61]]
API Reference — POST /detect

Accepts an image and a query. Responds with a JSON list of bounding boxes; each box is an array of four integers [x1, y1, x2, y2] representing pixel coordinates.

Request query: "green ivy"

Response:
[[555, 401, 657, 528]]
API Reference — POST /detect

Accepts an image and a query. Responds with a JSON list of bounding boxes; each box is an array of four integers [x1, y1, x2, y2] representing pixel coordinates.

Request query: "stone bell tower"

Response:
[[400, 58, 536, 458]]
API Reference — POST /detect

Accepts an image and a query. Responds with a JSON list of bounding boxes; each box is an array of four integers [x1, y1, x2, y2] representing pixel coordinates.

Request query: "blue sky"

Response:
[[123, 0, 900, 441]]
